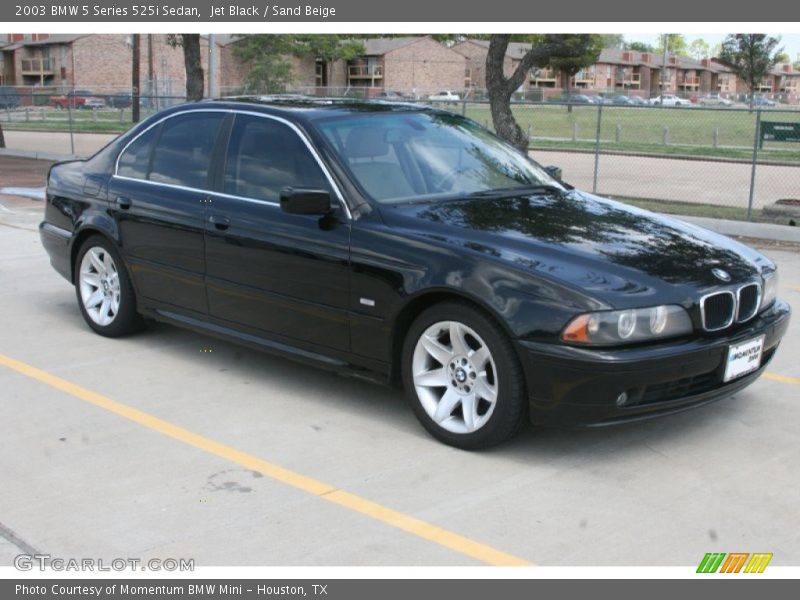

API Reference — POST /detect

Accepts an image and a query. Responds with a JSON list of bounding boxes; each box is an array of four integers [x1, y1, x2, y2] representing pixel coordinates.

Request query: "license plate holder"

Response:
[[724, 335, 765, 382]]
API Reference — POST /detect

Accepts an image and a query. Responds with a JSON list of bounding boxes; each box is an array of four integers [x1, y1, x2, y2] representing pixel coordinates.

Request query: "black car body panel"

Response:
[[40, 98, 791, 428]]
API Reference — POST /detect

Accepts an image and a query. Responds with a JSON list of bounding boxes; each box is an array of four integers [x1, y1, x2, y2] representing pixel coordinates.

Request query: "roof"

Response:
[[207, 97, 437, 121], [0, 34, 84, 50], [456, 39, 532, 59], [360, 36, 434, 56]]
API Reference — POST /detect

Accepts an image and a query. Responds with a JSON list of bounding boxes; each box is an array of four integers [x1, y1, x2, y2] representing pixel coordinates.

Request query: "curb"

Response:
[[672, 214, 800, 244], [0, 148, 81, 161]]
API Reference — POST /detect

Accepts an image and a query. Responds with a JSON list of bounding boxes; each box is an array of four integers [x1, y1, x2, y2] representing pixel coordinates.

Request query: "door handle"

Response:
[[115, 196, 132, 210], [208, 215, 230, 231]]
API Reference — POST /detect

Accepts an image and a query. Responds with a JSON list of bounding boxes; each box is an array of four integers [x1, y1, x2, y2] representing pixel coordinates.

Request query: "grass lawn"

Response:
[[462, 103, 800, 163]]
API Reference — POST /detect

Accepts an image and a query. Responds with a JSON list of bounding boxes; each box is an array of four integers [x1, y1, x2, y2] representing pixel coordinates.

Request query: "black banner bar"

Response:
[[2, 0, 799, 22]]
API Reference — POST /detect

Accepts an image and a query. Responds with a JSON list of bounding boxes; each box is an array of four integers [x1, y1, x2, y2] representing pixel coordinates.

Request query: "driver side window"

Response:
[[223, 115, 329, 203]]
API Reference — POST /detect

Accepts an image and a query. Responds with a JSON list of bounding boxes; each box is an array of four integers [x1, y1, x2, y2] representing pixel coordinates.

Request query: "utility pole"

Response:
[[147, 34, 154, 104], [660, 34, 669, 96], [132, 33, 141, 123], [208, 33, 219, 99]]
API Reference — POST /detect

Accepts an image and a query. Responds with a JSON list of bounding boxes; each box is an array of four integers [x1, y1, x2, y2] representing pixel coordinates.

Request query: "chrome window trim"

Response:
[[699, 290, 736, 332], [736, 282, 761, 323], [112, 107, 351, 219]]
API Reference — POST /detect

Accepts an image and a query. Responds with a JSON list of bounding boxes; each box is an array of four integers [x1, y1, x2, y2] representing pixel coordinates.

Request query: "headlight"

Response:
[[761, 270, 779, 311], [561, 305, 693, 345]]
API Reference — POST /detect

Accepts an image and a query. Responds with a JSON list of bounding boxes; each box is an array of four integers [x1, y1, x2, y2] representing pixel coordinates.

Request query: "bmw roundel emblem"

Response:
[[712, 268, 731, 282]]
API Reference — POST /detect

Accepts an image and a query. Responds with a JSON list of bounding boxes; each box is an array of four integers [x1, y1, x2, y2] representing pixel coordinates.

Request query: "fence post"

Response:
[[615, 124, 621, 144], [527, 124, 531, 141], [592, 102, 603, 194], [572, 121, 578, 142], [662, 126, 669, 145], [25, 108, 30, 122], [40, 108, 46, 121], [67, 102, 75, 156], [461, 98, 467, 116], [747, 109, 762, 221], [712, 128, 719, 149]]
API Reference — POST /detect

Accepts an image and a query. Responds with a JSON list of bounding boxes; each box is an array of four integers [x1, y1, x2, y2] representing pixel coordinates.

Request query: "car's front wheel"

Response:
[[75, 236, 144, 337], [402, 302, 527, 449]]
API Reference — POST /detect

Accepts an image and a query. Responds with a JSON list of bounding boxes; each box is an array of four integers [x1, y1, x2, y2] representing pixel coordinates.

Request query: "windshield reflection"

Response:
[[315, 111, 562, 203]]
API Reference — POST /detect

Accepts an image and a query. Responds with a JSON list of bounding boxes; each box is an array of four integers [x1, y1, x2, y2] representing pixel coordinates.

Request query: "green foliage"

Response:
[[231, 35, 295, 93], [719, 34, 783, 99], [599, 34, 626, 50], [774, 51, 790, 64], [689, 39, 710, 60], [549, 34, 603, 77], [626, 41, 655, 53], [655, 34, 690, 57]]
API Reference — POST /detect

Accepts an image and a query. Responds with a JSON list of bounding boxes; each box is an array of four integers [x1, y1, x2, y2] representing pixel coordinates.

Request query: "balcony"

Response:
[[530, 69, 556, 82], [575, 71, 595, 83], [348, 65, 383, 79], [20, 58, 53, 75], [677, 75, 700, 87]]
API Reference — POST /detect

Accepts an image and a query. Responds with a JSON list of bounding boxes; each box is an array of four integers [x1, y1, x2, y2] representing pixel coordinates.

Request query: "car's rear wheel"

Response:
[[402, 302, 527, 449], [75, 236, 144, 337]]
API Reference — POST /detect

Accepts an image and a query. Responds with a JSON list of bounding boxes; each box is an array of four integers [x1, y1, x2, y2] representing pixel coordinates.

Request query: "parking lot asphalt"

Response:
[[1, 190, 799, 567]]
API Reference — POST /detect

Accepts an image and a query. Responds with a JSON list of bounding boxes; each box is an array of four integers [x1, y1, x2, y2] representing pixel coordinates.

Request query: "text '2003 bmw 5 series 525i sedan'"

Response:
[[40, 98, 791, 449]]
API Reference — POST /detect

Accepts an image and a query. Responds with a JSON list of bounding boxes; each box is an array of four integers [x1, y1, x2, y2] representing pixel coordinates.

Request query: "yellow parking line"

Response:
[[0, 353, 531, 567], [763, 372, 800, 385]]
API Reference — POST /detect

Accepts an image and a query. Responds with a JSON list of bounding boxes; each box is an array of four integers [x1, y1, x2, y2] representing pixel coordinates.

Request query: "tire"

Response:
[[74, 236, 144, 337], [401, 302, 527, 449]]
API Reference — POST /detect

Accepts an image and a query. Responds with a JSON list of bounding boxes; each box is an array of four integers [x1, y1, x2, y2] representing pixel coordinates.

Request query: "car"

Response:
[[628, 95, 648, 105], [751, 95, 776, 107], [699, 93, 733, 107], [376, 90, 407, 100], [563, 94, 596, 104], [39, 99, 791, 449], [50, 89, 106, 110], [649, 94, 691, 107], [0, 86, 21, 109], [427, 91, 460, 102], [608, 95, 636, 106]]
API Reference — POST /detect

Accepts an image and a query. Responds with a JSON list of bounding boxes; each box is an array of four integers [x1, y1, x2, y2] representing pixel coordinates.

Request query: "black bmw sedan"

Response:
[[40, 98, 791, 449]]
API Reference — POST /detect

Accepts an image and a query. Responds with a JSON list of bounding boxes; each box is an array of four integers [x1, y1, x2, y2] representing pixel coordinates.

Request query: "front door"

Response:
[[204, 113, 352, 352]]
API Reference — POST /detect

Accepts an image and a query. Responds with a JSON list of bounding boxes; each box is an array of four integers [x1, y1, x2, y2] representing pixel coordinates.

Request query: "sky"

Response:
[[627, 34, 800, 62]]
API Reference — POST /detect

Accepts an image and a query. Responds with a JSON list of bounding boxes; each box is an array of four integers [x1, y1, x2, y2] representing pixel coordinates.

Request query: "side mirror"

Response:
[[280, 187, 332, 215], [544, 165, 563, 181]]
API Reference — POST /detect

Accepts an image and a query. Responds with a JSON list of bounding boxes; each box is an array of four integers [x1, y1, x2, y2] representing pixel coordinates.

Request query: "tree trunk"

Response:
[[486, 36, 528, 152], [183, 34, 204, 101]]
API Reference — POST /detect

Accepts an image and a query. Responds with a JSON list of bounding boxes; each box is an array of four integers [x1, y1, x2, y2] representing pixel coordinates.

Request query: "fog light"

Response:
[[616, 392, 629, 406]]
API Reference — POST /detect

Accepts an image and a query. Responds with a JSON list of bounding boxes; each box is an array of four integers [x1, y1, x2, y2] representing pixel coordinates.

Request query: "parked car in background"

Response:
[[0, 86, 21, 109], [50, 90, 106, 110], [107, 93, 133, 108], [751, 95, 776, 107], [427, 91, 460, 102], [628, 96, 648, 105], [609, 95, 636, 106], [38, 98, 790, 449], [564, 94, 596, 104], [699, 93, 733, 107], [649, 94, 690, 107], [377, 90, 407, 100]]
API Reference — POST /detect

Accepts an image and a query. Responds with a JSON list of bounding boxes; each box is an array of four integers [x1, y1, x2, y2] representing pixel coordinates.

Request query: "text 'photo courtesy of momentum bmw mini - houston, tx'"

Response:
[[38, 98, 791, 449]]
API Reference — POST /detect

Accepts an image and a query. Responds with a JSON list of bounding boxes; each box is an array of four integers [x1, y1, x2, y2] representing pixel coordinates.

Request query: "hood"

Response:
[[380, 190, 771, 305]]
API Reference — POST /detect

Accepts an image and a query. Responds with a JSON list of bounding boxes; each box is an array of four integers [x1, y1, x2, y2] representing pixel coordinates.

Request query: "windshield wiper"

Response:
[[467, 184, 566, 198]]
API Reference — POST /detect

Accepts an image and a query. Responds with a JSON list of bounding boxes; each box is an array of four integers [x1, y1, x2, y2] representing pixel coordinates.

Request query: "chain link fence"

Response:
[[1, 85, 799, 224], [423, 99, 800, 224]]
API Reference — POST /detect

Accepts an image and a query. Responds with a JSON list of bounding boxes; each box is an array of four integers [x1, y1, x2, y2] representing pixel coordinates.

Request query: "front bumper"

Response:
[[518, 299, 791, 427]]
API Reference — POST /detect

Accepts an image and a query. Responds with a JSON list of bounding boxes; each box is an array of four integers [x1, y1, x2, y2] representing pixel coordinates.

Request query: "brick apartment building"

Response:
[[2, 34, 799, 102], [0, 33, 247, 97]]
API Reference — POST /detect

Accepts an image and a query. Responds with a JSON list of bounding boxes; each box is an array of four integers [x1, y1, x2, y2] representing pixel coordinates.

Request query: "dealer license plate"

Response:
[[724, 335, 765, 382]]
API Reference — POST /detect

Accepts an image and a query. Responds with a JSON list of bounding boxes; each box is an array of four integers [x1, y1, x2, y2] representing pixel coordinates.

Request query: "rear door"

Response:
[[109, 110, 226, 314]]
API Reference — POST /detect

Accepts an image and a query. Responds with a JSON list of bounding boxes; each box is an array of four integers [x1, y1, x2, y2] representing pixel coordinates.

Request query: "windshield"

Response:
[[314, 111, 563, 204]]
